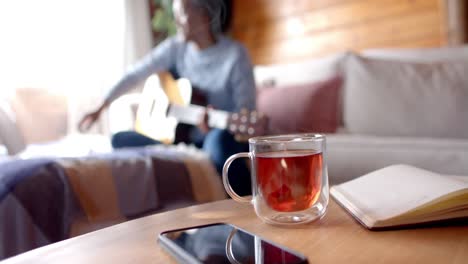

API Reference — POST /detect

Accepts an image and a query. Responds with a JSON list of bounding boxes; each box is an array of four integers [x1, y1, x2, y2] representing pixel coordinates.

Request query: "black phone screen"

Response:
[[158, 223, 308, 264]]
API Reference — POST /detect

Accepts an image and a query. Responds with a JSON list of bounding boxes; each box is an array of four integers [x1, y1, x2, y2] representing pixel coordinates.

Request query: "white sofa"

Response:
[[2, 46, 468, 185], [254, 46, 468, 184]]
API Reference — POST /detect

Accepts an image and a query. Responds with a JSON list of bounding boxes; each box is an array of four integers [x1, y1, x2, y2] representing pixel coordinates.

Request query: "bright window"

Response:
[[0, 0, 126, 98]]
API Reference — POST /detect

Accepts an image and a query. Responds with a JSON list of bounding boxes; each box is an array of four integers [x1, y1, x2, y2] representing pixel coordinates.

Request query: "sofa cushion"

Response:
[[343, 54, 468, 138], [257, 76, 342, 134], [254, 52, 347, 88], [361, 45, 468, 62], [326, 134, 468, 184]]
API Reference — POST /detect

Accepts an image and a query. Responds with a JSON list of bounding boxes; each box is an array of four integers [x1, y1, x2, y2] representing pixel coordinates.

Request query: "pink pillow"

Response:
[[257, 76, 342, 134]]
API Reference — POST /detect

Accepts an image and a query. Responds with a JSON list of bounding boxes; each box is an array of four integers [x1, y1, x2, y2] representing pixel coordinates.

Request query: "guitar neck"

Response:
[[167, 104, 229, 130]]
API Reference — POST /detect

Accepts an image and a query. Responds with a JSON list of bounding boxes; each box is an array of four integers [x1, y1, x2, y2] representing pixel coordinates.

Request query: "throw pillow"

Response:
[[11, 88, 68, 144], [257, 76, 343, 134], [0, 100, 26, 154], [343, 54, 468, 138], [254, 52, 347, 88]]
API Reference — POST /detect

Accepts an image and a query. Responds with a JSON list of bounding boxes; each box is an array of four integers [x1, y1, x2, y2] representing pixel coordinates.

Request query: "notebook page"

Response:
[[333, 164, 468, 221]]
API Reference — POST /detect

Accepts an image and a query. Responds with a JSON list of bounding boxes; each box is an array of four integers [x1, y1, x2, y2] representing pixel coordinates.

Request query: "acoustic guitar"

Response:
[[134, 72, 268, 144]]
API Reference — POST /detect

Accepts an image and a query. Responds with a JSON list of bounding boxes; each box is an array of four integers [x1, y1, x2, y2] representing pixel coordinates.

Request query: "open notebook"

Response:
[[330, 164, 468, 230]]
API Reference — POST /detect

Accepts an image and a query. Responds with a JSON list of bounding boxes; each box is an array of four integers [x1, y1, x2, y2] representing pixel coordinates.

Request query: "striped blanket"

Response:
[[0, 144, 225, 260]]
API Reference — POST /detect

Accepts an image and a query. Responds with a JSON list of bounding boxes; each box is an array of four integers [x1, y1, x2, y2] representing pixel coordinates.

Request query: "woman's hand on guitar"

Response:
[[198, 105, 213, 134]]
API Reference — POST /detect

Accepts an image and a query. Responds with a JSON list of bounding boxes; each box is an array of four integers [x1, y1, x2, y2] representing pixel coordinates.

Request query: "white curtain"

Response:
[[0, 0, 154, 137], [107, 0, 154, 134], [124, 0, 154, 68]]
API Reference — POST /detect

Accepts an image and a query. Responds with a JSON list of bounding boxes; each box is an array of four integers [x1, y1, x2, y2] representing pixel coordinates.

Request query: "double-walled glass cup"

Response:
[[223, 134, 329, 225]]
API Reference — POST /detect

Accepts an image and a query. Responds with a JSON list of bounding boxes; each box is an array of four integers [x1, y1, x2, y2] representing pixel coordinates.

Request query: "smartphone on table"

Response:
[[158, 222, 308, 264]]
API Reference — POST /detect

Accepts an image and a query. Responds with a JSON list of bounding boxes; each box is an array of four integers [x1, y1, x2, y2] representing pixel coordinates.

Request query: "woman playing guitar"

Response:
[[78, 0, 256, 196]]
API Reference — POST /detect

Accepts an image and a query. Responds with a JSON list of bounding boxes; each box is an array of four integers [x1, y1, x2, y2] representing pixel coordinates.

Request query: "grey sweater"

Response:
[[104, 35, 256, 113]]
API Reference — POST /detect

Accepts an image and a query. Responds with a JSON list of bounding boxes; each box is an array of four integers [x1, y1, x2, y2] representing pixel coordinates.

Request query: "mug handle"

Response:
[[222, 152, 251, 203], [225, 228, 241, 264]]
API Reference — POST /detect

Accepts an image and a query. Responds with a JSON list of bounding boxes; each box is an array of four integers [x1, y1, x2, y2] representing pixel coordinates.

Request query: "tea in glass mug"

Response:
[[223, 134, 329, 225]]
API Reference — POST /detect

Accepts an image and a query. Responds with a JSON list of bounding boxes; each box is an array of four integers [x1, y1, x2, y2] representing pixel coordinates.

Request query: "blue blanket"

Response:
[[0, 158, 54, 201], [0, 158, 76, 243], [0, 145, 223, 260]]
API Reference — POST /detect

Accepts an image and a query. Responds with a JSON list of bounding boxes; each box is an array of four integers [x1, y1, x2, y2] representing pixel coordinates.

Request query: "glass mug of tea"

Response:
[[223, 134, 329, 225]]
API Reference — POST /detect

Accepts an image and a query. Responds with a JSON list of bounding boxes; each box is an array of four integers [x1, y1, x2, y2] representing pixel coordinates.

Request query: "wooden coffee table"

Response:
[[3, 199, 468, 264]]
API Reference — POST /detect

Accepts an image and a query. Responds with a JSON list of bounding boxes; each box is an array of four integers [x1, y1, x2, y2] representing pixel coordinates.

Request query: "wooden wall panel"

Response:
[[231, 0, 449, 64]]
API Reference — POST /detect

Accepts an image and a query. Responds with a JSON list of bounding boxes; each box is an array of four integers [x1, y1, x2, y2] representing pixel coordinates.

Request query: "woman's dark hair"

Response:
[[191, 0, 233, 33]]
